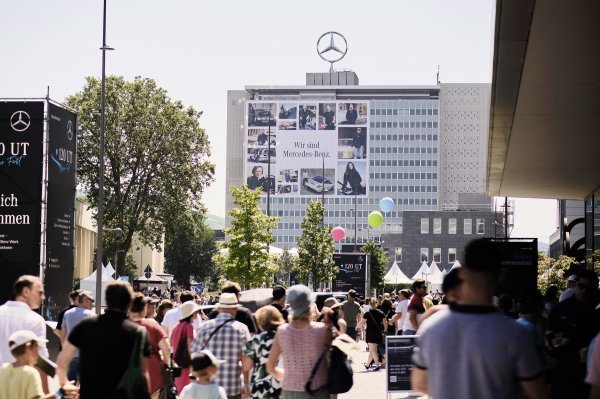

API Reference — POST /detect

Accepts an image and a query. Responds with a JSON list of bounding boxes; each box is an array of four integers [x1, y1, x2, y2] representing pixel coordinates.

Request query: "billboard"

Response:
[[332, 252, 367, 296], [0, 101, 45, 304], [44, 103, 77, 318], [246, 101, 369, 197]]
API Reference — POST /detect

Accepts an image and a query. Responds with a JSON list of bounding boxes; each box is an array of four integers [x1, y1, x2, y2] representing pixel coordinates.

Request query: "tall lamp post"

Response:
[[95, 0, 114, 315], [266, 114, 272, 216]]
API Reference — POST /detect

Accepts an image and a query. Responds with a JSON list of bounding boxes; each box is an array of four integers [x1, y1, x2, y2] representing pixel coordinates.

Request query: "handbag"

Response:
[[305, 327, 353, 396], [173, 324, 192, 368], [110, 329, 151, 399]]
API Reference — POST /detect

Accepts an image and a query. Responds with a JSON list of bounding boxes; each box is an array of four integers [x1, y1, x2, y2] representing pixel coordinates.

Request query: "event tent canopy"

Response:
[[427, 261, 445, 285], [411, 261, 430, 280], [384, 261, 413, 284]]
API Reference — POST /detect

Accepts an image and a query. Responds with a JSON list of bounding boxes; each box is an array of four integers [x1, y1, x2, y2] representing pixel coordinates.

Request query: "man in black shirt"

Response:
[[209, 281, 258, 334], [54, 289, 81, 348], [271, 285, 288, 322], [57, 281, 150, 399]]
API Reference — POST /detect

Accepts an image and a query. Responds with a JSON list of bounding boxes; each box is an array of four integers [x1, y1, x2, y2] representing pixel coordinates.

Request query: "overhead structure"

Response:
[[411, 261, 430, 281], [384, 261, 413, 285]]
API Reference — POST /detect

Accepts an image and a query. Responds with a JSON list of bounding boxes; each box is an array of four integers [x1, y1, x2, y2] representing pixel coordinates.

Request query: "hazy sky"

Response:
[[0, 0, 558, 243]]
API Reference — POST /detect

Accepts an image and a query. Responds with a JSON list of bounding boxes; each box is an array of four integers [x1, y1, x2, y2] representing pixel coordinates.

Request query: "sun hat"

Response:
[[324, 297, 342, 310], [8, 330, 48, 351], [191, 349, 226, 371], [286, 285, 315, 317], [217, 292, 241, 309], [179, 301, 201, 320]]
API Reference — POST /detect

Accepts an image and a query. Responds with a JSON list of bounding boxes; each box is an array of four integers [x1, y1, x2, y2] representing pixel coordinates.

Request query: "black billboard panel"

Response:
[[332, 253, 367, 296], [0, 101, 45, 304], [45, 103, 77, 318], [489, 238, 538, 299]]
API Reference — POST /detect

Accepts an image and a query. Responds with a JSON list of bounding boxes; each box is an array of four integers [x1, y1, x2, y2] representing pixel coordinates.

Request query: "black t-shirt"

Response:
[[271, 302, 289, 322], [209, 306, 257, 333], [69, 310, 150, 399], [364, 309, 385, 332]]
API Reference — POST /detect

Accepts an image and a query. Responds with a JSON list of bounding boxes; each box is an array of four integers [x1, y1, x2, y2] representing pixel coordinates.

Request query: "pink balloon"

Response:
[[331, 226, 346, 241]]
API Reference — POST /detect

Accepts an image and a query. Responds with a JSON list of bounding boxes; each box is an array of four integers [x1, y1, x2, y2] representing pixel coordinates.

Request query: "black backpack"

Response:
[[305, 333, 354, 395]]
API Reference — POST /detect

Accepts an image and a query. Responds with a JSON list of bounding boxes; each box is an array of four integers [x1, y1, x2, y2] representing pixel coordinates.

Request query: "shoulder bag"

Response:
[[110, 328, 151, 399], [173, 323, 192, 368]]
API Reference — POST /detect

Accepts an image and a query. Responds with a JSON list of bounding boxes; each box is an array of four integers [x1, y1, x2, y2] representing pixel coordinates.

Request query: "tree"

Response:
[[213, 185, 279, 287], [67, 76, 214, 275], [361, 240, 387, 293], [164, 212, 218, 289], [537, 251, 578, 294], [296, 200, 335, 287], [275, 247, 297, 286]]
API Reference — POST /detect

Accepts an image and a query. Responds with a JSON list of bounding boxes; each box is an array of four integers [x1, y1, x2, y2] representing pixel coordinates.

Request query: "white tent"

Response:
[[428, 261, 445, 292], [450, 260, 462, 270], [411, 261, 430, 280], [441, 268, 448, 278], [103, 262, 116, 278], [79, 267, 114, 307], [384, 261, 413, 284]]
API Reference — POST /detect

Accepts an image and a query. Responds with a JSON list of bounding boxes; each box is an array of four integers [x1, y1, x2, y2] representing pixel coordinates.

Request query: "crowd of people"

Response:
[[2, 238, 600, 398]]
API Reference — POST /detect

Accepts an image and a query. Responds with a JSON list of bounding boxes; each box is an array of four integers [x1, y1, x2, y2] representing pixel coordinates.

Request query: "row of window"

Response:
[[371, 134, 438, 141], [370, 147, 438, 154], [420, 218, 484, 235], [370, 121, 439, 129], [370, 186, 438, 194], [371, 108, 439, 116], [370, 160, 438, 167], [371, 172, 438, 180], [394, 248, 457, 264]]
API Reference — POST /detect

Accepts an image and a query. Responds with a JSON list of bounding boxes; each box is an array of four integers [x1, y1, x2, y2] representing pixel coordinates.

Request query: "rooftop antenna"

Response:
[[436, 64, 441, 85]]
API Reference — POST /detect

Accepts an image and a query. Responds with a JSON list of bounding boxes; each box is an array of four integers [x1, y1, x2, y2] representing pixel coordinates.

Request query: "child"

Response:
[[179, 350, 227, 399], [0, 330, 78, 399]]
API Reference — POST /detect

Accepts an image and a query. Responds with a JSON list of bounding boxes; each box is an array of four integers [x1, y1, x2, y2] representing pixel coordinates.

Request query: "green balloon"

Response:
[[368, 211, 383, 228]]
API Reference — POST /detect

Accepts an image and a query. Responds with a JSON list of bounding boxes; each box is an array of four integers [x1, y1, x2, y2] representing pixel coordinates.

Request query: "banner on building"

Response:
[[44, 103, 77, 318], [332, 252, 367, 296], [0, 101, 45, 304], [245, 101, 369, 197]]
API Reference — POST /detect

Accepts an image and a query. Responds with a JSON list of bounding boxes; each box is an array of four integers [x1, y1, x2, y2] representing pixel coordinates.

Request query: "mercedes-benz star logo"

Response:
[[67, 120, 73, 141], [316, 31, 348, 71], [10, 110, 31, 132]]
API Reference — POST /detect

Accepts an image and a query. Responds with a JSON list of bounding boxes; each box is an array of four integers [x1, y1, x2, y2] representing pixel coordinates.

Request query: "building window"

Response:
[[476, 219, 485, 234], [464, 219, 472, 235], [449, 218, 457, 234], [420, 248, 429, 263], [395, 248, 402, 262], [448, 248, 456, 263], [421, 218, 429, 234], [433, 248, 441, 263], [433, 218, 441, 234]]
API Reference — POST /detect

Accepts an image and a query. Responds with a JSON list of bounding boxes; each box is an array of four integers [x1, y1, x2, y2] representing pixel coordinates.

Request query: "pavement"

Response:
[[339, 340, 426, 399]]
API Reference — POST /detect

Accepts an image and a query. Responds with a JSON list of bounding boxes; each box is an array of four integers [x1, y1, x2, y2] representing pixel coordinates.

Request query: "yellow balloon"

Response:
[[368, 211, 383, 228]]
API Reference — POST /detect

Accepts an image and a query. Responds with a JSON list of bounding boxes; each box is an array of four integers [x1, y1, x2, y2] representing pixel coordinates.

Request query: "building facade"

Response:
[[225, 72, 491, 252]]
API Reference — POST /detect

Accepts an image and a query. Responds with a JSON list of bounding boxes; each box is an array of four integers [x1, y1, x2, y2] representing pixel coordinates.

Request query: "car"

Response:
[[337, 138, 354, 159], [315, 292, 347, 311], [303, 175, 334, 193], [248, 148, 275, 163], [254, 110, 275, 126]]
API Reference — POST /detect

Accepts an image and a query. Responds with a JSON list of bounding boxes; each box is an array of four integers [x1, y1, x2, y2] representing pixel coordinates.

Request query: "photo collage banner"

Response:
[[245, 101, 369, 197]]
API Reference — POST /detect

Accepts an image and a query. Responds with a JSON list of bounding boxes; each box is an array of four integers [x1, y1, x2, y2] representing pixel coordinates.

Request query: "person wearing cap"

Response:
[[61, 291, 95, 382], [242, 306, 284, 399], [145, 297, 160, 319], [0, 330, 79, 399], [318, 297, 347, 335], [56, 281, 151, 399], [411, 239, 546, 399], [0, 276, 48, 365], [208, 281, 258, 334], [191, 293, 250, 399], [179, 350, 227, 399], [172, 300, 202, 393], [559, 274, 577, 302], [270, 285, 288, 322], [53, 290, 81, 347], [266, 285, 332, 399]]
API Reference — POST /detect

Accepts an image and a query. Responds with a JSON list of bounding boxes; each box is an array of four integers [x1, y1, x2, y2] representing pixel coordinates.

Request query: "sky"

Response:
[[0, 0, 558, 243]]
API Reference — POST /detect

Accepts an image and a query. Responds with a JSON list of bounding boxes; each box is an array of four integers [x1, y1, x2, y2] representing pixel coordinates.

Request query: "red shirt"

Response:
[[135, 319, 167, 394]]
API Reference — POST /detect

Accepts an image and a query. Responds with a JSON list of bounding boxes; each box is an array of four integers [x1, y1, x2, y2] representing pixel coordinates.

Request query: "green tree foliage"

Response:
[[537, 251, 578, 294], [275, 247, 297, 286], [165, 212, 219, 289], [67, 76, 214, 275], [296, 201, 335, 287], [213, 185, 279, 287], [361, 240, 387, 292]]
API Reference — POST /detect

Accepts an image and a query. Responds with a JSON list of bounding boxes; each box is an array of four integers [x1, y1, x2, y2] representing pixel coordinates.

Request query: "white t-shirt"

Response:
[[179, 382, 227, 399], [395, 299, 408, 332], [0, 301, 49, 363]]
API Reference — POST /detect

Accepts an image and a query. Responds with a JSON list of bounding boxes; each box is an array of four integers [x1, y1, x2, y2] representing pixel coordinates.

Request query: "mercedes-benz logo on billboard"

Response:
[[67, 120, 73, 141], [10, 110, 31, 132], [317, 32, 348, 71]]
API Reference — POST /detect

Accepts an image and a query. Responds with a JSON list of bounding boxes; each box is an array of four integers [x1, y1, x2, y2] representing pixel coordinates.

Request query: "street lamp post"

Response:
[[266, 114, 272, 217]]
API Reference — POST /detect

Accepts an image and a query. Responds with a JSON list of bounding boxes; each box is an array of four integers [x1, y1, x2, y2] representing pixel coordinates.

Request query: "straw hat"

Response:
[[217, 293, 241, 309], [179, 301, 201, 320], [324, 297, 342, 310]]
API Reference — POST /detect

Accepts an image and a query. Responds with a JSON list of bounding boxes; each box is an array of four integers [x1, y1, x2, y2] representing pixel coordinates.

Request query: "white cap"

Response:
[[8, 330, 48, 351]]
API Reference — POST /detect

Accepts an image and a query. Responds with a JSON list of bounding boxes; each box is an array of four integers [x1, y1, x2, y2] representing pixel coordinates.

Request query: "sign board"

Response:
[[386, 335, 418, 392], [0, 101, 45, 304], [44, 103, 77, 318], [332, 252, 367, 296], [245, 101, 369, 197], [488, 238, 538, 298]]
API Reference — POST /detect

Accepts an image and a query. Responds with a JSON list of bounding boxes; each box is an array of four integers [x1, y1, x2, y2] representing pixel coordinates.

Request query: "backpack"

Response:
[[305, 331, 354, 395]]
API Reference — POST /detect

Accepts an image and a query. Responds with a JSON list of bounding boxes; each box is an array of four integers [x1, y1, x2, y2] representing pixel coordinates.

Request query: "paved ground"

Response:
[[339, 340, 425, 399]]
